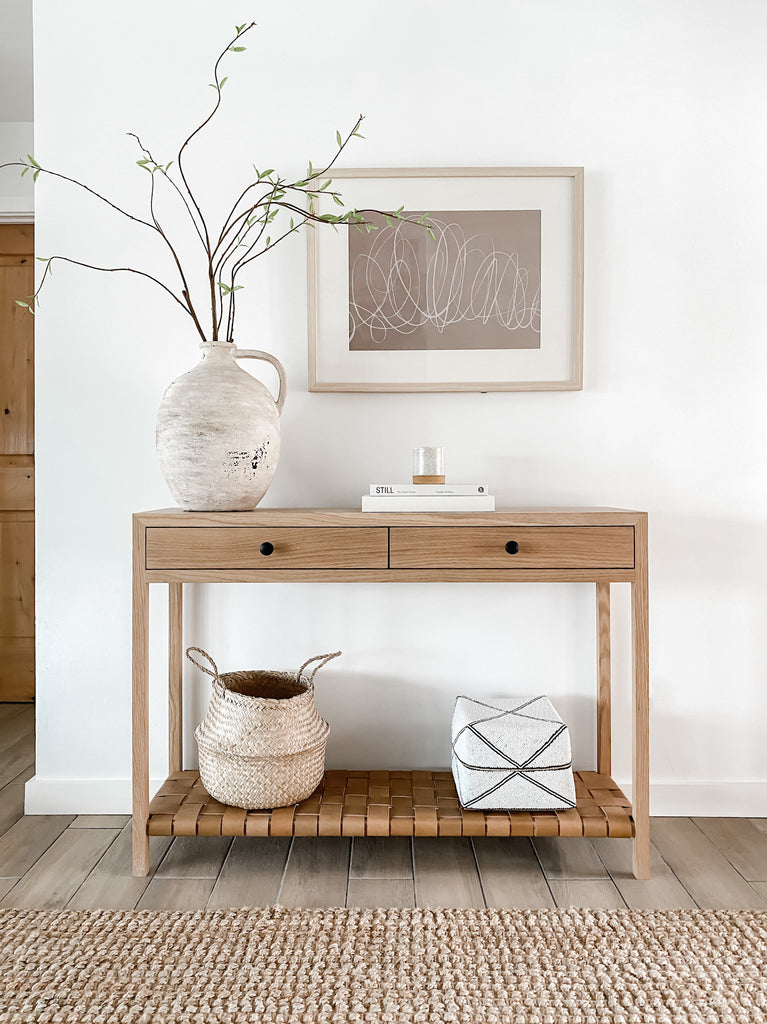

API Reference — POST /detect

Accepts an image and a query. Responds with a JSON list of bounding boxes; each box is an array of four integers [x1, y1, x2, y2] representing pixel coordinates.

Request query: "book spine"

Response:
[[368, 484, 489, 496], [361, 495, 496, 512]]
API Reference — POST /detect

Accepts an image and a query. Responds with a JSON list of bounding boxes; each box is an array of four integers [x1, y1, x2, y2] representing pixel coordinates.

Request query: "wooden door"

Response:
[[0, 223, 34, 700]]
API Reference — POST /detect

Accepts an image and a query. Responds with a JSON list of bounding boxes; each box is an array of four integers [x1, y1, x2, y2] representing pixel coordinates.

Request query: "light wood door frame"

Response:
[[0, 223, 35, 701]]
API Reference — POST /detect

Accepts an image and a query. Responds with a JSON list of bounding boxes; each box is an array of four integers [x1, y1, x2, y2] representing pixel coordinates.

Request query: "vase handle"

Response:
[[235, 348, 287, 416]]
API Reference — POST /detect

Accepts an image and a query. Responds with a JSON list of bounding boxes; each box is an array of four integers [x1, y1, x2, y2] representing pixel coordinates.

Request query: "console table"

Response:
[[132, 507, 649, 878]]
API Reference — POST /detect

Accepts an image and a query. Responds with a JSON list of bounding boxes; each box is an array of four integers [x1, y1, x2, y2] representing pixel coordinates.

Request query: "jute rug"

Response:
[[1, 907, 765, 1023]]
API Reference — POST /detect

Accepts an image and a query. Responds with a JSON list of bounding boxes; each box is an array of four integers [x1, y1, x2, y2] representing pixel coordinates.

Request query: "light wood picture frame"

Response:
[[307, 167, 583, 393]]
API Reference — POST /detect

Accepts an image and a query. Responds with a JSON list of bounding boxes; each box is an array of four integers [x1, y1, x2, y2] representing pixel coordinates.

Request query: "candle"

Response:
[[413, 446, 445, 485]]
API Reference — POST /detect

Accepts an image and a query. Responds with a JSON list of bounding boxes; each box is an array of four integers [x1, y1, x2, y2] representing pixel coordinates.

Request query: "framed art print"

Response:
[[307, 167, 584, 392]]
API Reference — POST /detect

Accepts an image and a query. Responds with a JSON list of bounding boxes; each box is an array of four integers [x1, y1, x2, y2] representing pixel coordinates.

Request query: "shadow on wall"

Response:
[[316, 672, 595, 772]]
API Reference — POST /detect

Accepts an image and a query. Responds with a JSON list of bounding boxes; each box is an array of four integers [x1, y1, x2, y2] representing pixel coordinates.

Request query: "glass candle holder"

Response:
[[413, 446, 445, 484]]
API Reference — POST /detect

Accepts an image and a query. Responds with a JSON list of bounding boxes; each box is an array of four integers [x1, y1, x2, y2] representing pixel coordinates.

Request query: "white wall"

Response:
[[26, 0, 767, 814]]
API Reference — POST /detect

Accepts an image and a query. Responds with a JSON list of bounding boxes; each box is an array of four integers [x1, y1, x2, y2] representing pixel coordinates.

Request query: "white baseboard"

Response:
[[24, 777, 167, 815], [618, 780, 767, 817], [25, 775, 767, 817]]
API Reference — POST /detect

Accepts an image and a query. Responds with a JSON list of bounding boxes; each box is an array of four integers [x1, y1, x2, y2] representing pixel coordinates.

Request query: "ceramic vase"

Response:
[[156, 341, 286, 511]]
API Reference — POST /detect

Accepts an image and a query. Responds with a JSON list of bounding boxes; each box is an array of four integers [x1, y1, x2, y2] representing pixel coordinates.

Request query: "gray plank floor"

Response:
[[1, 704, 765, 911]]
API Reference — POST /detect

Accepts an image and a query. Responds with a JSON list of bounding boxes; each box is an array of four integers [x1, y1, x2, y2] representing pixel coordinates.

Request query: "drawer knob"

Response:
[[259, 542, 274, 557], [505, 541, 520, 555]]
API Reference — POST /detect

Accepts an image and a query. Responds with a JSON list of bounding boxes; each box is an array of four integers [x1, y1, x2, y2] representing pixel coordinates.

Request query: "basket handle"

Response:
[[297, 651, 341, 685], [185, 647, 222, 684]]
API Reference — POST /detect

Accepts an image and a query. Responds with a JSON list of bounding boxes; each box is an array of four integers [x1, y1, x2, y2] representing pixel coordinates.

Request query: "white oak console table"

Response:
[[132, 507, 649, 878]]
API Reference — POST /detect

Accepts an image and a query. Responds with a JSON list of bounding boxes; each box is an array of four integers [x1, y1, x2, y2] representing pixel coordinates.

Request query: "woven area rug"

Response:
[[1, 907, 765, 1023]]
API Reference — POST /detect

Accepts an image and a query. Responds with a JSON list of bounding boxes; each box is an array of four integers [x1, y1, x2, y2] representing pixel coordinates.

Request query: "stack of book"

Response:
[[361, 483, 495, 512]]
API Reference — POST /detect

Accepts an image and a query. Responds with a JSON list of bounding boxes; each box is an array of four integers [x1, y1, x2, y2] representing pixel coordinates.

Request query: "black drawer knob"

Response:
[[505, 541, 520, 555], [259, 542, 274, 557]]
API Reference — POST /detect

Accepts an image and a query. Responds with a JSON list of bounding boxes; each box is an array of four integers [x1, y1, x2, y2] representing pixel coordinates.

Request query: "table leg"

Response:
[[132, 518, 150, 877], [596, 582, 611, 777], [632, 515, 650, 879], [168, 584, 183, 774]]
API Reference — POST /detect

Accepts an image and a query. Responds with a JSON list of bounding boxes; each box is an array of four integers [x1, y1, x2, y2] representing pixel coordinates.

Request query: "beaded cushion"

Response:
[[451, 695, 577, 811]]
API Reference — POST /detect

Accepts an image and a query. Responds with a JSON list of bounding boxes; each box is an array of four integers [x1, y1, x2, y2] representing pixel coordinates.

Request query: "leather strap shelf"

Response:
[[147, 769, 635, 840]]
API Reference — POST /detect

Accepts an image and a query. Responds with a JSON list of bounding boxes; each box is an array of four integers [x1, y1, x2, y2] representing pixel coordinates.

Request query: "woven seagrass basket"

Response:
[[187, 647, 341, 810]]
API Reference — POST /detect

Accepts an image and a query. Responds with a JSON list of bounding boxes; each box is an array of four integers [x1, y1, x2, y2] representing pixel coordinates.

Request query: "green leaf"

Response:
[[165, 160, 174, 170], [427, 227, 435, 241], [265, 237, 270, 246], [308, 161, 314, 175], [236, 23, 246, 33], [352, 131, 365, 139], [33, 169, 40, 182], [27, 154, 40, 168], [219, 76, 228, 89], [20, 166, 28, 178], [259, 168, 274, 180], [320, 179, 332, 191], [332, 194, 344, 207], [418, 212, 430, 224], [384, 215, 394, 227], [232, 285, 244, 291], [229, 45, 246, 51], [335, 130, 342, 146], [36, 256, 50, 262], [15, 300, 29, 308], [290, 218, 294, 229]]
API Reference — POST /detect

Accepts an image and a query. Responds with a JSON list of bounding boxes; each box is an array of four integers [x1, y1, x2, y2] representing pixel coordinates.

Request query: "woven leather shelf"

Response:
[[147, 769, 635, 839]]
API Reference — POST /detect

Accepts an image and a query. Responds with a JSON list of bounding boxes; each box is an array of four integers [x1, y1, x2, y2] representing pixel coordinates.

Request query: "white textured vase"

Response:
[[156, 341, 287, 511]]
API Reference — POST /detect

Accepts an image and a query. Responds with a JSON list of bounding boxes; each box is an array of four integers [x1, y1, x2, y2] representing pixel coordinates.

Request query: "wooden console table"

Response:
[[132, 507, 649, 878]]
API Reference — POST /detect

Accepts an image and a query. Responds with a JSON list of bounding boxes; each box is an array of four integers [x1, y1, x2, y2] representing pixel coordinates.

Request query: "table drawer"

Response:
[[389, 527, 635, 569], [146, 527, 389, 570]]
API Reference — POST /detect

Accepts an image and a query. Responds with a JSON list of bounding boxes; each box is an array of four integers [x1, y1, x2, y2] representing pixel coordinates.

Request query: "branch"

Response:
[[128, 134, 207, 339], [2, 159, 156, 231], [29, 256, 204, 340], [176, 22, 256, 252], [127, 133, 207, 250]]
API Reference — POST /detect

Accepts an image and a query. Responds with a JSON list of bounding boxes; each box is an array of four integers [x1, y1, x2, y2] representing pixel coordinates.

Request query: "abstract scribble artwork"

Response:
[[348, 210, 541, 351]]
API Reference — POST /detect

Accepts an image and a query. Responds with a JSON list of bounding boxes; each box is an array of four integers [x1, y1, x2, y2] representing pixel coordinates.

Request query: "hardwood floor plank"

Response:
[[0, 704, 33, 744], [651, 818, 767, 910], [590, 838, 697, 909], [346, 878, 415, 908], [692, 818, 767, 881], [549, 879, 626, 909], [0, 764, 34, 838], [533, 838, 609, 880], [1, 829, 119, 909], [350, 838, 412, 879], [0, 814, 74, 877], [0, 703, 31, 723], [70, 815, 131, 829], [207, 837, 290, 910], [279, 839, 349, 908], [67, 824, 172, 910], [0, 878, 18, 899], [473, 838, 555, 909], [154, 837, 232, 879], [753, 881, 767, 900], [412, 838, 485, 909], [750, 819, 767, 834], [0, 731, 35, 789], [136, 877, 215, 911]]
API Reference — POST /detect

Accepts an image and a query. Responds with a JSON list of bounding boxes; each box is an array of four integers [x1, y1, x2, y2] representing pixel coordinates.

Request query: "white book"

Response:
[[369, 483, 490, 496], [361, 494, 496, 512]]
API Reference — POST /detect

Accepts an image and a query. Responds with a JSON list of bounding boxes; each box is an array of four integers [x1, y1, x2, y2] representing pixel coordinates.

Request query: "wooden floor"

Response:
[[1, 704, 766, 912]]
